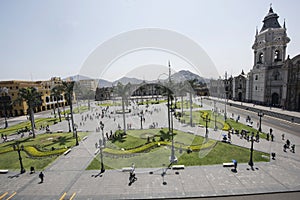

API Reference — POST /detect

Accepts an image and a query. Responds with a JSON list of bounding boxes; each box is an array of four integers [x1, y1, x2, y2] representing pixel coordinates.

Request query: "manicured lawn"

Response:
[[86, 129, 269, 170], [0, 131, 89, 170], [0, 118, 61, 136], [174, 101, 202, 109], [180, 110, 267, 138]]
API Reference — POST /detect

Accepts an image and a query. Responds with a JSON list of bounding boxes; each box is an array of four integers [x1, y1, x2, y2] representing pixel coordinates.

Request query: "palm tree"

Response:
[[62, 81, 78, 145], [51, 85, 64, 122], [16, 87, 42, 138], [114, 82, 131, 134], [185, 79, 197, 127]]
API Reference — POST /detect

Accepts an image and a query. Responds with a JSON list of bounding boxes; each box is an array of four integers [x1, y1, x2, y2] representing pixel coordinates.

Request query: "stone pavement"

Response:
[[1, 100, 300, 199]]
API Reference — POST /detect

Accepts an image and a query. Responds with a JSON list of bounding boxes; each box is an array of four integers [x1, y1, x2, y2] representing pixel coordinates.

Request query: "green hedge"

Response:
[[24, 146, 67, 157], [103, 140, 217, 155]]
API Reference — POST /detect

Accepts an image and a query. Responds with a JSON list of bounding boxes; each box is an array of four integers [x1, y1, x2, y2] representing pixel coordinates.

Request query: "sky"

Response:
[[0, 0, 299, 82]]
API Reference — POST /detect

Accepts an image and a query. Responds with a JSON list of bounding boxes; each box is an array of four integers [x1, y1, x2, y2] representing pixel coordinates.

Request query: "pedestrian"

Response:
[[270, 133, 274, 142], [39, 171, 45, 183], [255, 132, 260, 142], [283, 144, 287, 152], [282, 133, 285, 140], [266, 133, 269, 141], [286, 139, 291, 148], [291, 144, 295, 153]]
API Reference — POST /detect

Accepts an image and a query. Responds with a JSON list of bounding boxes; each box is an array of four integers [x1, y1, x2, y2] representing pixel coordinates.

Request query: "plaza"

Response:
[[0, 97, 300, 199]]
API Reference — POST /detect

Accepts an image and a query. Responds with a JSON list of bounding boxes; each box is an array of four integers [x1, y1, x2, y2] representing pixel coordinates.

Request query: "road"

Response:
[[175, 191, 300, 200], [202, 98, 300, 137]]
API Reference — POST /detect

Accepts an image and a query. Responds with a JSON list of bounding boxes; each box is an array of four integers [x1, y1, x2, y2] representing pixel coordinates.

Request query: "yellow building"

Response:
[[0, 77, 71, 117]]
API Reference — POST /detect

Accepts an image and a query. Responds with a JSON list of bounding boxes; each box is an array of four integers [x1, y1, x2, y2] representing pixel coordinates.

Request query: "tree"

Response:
[[114, 82, 131, 134], [51, 85, 64, 122], [16, 87, 42, 138], [62, 81, 78, 145], [185, 79, 197, 127]]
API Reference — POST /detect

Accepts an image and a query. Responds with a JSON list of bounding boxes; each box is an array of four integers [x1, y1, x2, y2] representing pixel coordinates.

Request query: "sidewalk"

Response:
[[1, 102, 300, 199]]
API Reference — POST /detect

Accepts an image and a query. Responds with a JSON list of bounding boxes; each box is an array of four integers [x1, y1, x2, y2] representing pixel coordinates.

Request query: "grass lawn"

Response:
[[86, 129, 269, 170], [0, 131, 89, 170], [180, 110, 267, 138], [0, 118, 61, 136], [174, 101, 202, 109]]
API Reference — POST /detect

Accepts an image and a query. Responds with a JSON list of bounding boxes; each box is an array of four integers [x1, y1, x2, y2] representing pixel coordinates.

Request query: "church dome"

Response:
[[260, 6, 281, 32]]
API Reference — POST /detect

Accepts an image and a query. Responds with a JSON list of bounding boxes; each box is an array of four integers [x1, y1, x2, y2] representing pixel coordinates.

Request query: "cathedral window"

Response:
[[274, 50, 281, 62], [273, 70, 280, 80], [255, 75, 258, 80], [258, 53, 263, 64]]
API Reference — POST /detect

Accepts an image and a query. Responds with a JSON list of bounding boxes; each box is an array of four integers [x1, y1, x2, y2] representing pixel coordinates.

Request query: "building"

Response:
[[246, 6, 300, 111], [246, 6, 290, 107], [0, 77, 70, 117], [209, 6, 300, 112], [232, 70, 247, 101]]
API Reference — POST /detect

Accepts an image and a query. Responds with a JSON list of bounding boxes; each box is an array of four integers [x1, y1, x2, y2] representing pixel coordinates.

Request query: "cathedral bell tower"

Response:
[[248, 5, 290, 104]]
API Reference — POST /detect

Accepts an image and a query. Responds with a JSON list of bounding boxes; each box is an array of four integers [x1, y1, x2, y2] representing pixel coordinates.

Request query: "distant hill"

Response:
[[113, 77, 144, 85], [66, 70, 207, 88], [171, 70, 201, 82]]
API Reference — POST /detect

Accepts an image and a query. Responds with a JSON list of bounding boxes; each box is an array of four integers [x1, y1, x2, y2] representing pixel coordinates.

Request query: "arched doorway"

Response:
[[238, 92, 242, 101], [271, 93, 279, 106]]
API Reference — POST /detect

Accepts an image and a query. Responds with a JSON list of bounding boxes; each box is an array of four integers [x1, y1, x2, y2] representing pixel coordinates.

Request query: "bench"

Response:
[[122, 167, 133, 172], [56, 130, 63, 133], [94, 149, 100, 155], [82, 136, 88, 141], [223, 162, 234, 167], [172, 165, 185, 170], [64, 149, 72, 156], [0, 169, 8, 174], [5, 138, 15, 142]]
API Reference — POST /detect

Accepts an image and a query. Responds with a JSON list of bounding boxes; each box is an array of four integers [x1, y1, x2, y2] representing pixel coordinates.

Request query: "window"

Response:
[[258, 53, 263, 64], [255, 86, 258, 90], [274, 50, 281, 62], [255, 75, 258, 80]]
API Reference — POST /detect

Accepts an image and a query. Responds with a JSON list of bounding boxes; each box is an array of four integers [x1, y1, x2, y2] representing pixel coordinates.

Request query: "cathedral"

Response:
[[246, 6, 300, 111]]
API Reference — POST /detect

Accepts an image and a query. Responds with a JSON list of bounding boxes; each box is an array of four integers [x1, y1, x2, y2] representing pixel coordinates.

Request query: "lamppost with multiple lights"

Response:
[[248, 132, 255, 169], [202, 113, 210, 141], [13, 142, 26, 174], [66, 114, 71, 132], [140, 110, 143, 129], [213, 100, 217, 131], [100, 121, 105, 147], [258, 111, 264, 132], [99, 138, 105, 174]]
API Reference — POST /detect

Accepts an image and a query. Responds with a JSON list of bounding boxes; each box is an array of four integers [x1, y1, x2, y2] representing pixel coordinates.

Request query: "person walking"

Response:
[[39, 171, 45, 183]]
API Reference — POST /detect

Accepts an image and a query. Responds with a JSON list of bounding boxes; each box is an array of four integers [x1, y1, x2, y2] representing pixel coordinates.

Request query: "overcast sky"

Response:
[[0, 0, 299, 81]]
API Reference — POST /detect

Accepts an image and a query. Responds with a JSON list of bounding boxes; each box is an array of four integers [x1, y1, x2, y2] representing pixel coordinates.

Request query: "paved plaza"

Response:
[[0, 98, 300, 199]]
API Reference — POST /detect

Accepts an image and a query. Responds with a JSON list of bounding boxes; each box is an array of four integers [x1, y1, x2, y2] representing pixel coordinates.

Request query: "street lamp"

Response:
[[140, 111, 143, 129], [224, 93, 227, 121], [200, 96, 203, 107], [13, 142, 26, 174], [213, 100, 217, 131], [100, 121, 105, 147], [66, 114, 71, 132], [99, 138, 105, 174], [248, 132, 255, 170], [203, 113, 210, 141], [258, 111, 264, 132], [75, 127, 79, 146]]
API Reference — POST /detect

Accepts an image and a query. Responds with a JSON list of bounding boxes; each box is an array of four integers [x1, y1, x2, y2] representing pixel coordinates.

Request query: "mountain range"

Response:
[[66, 70, 209, 88]]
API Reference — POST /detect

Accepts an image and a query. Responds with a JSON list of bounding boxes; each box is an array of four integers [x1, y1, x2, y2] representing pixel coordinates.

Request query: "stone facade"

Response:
[[246, 6, 290, 106]]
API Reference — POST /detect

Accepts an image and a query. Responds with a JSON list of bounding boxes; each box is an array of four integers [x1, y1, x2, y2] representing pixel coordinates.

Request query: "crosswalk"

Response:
[[59, 192, 76, 200], [0, 192, 75, 200], [0, 192, 16, 200]]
